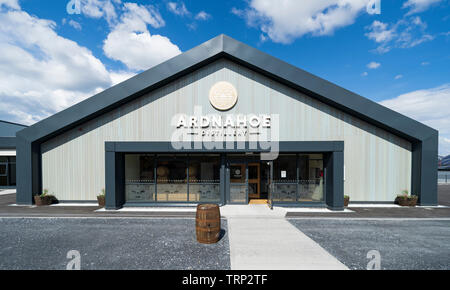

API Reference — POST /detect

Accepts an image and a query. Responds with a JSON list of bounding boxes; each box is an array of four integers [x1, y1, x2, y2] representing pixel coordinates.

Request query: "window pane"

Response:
[[188, 155, 220, 183], [248, 165, 258, 180], [188, 155, 220, 202], [230, 165, 245, 183], [273, 154, 297, 182], [8, 163, 16, 186], [0, 176, 6, 186], [157, 155, 187, 202], [0, 164, 6, 175], [189, 184, 220, 202], [273, 184, 297, 202], [125, 154, 155, 202], [298, 154, 324, 202], [126, 184, 155, 202], [230, 184, 246, 203]]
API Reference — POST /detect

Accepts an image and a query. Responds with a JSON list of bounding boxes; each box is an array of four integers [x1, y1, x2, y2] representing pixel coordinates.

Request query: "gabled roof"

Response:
[[0, 120, 27, 137], [17, 34, 437, 144]]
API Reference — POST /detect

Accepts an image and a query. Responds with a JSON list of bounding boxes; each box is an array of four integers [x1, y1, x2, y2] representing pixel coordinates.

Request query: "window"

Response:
[[124, 154, 221, 203], [298, 154, 324, 202], [125, 155, 155, 202], [156, 155, 187, 202], [273, 154, 297, 183], [0, 156, 16, 187], [188, 155, 220, 202], [272, 154, 324, 203]]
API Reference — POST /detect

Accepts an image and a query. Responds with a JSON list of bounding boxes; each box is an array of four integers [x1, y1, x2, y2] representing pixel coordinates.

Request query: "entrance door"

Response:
[[248, 163, 260, 199], [229, 162, 247, 204], [226, 157, 271, 205]]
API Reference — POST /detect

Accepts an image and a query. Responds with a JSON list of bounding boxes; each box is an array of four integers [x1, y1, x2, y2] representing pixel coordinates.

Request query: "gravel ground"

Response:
[[289, 219, 450, 270], [438, 184, 450, 206], [0, 218, 230, 270]]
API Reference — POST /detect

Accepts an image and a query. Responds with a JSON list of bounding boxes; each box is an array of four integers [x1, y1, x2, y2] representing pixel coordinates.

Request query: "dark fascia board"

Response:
[[0, 137, 16, 149], [106, 141, 344, 153], [16, 34, 436, 144]]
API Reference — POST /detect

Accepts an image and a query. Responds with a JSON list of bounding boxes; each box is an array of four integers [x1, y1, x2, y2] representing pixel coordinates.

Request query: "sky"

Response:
[[0, 0, 449, 154]]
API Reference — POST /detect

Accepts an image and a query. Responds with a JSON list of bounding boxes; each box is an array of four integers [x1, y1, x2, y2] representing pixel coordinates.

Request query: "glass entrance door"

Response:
[[248, 163, 260, 199], [229, 161, 247, 204]]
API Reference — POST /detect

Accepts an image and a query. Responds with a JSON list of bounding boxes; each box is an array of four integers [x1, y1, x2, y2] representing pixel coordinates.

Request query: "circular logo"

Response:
[[209, 81, 238, 111]]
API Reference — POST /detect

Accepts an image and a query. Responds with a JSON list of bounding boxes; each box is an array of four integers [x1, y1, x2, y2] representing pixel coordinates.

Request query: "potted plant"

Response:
[[97, 189, 106, 207], [344, 195, 350, 207], [394, 190, 418, 207], [34, 189, 57, 206]]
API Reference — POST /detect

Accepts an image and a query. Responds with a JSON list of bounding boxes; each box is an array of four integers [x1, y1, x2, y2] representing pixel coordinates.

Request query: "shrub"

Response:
[[98, 188, 105, 198], [395, 190, 417, 206]]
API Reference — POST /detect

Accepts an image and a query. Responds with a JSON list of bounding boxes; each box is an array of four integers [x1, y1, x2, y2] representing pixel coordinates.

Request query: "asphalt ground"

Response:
[[289, 219, 450, 270], [0, 217, 230, 270], [0, 193, 196, 217]]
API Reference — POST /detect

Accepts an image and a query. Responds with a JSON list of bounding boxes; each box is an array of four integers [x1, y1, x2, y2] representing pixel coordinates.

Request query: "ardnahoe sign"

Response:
[[174, 81, 271, 138]]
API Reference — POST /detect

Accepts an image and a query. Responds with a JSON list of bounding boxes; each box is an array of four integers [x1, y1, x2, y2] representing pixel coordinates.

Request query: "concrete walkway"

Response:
[[224, 205, 348, 270], [0, 189, 16, 196]]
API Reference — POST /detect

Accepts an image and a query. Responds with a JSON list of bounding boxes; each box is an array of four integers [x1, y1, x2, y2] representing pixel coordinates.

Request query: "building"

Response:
[[439, 155, 450, 171], [0, 120, 27, 189], [15, 35, 438, 210]]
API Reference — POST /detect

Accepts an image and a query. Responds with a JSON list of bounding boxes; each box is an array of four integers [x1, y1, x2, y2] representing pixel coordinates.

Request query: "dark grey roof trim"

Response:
[[0, 120, 28, 128], [17, 34, 436, 144]]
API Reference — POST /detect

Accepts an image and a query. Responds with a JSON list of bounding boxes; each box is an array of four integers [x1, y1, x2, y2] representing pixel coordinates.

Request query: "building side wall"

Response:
[[41, 59, 411, 201]]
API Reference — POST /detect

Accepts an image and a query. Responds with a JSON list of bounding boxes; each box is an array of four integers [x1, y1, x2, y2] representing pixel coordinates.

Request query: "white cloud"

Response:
[[68, 19, 82, 30], [109, 70, 136, 85], [365, 21, 396, 43], [361, 71, 368, 77], [402, 0, 442, 15], [0, 2, 135, 125], [379, 84, 450, 155], [232, 0, 368, 44], [231, 7, 244, 17], [421, 61, 430, 65], [167, 2, 190, 17], [394, 74, 403, 79], [365, 16, 434, 53], [367, 61, 381, 69], [0, 0, 19, 10], [80, 0, 121, 25], [195, 11, 211, 21], [103, 2, 181, 71]]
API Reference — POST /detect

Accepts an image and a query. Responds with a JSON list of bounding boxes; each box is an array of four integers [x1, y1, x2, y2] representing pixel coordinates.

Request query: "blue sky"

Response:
[[0, 0, 449, 154]]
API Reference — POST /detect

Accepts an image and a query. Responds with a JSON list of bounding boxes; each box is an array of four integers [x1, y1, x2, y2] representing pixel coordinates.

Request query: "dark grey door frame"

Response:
[[104, 141, 345, 211]]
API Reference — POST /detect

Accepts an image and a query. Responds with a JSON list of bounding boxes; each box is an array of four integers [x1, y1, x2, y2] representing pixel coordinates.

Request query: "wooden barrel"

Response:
[[196, 204, 221, 244]]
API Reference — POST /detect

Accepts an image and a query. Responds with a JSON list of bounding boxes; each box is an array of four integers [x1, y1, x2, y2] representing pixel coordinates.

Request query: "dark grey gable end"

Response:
[[15, 34, 438, 205]]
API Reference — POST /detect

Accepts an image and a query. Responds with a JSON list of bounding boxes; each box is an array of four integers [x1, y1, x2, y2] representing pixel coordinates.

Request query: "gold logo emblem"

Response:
[[209, 81, 238, 111]]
